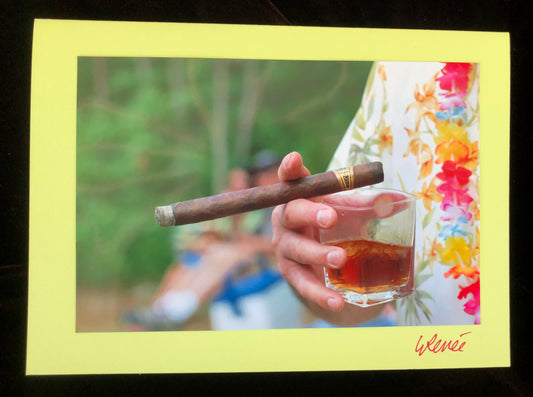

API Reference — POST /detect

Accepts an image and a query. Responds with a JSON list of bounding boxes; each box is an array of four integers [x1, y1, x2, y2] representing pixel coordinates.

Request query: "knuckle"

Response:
[[287, 237, 305, 262], [292, 276, 307, 298], [271, 205, 283, 223], [271, 231, 281, 248], [277, 262, 288, 278], [281, 201, 294, 225], [282, 199, 305, 226], [277, 259, 292, 280], [271, 206, 285, 248]]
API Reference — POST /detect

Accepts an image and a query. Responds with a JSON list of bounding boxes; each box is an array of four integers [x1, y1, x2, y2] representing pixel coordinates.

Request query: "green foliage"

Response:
[[76, 57, 372, 287]]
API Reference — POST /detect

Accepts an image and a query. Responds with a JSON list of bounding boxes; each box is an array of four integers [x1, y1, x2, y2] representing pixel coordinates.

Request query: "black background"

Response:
[[1, 1, 530, 395]]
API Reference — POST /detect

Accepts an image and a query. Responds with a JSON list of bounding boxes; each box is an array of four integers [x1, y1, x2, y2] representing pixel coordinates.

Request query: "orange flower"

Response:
[[462, 141, 479, 171], [378, 64, 387, 81], [444, 265, 480, 279], [469, 197, 480, 222], [435, 139, 470, 164], [404, 126, 416, 139], [419, 158, 433, 181], [429, 237, 442, 259], [415, 178, 442, 211], [434, 120, 479, 169], [426, 236, 442, 270], [405, 73, 439, 131], [403, 128, 433, 180], [377, 123, 393, 154], [407, 139, 433, 179]]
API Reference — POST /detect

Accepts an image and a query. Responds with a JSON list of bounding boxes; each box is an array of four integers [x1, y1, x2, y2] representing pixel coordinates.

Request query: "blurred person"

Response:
[[208, 151, 304, 330], [123, 150, 304, 330]]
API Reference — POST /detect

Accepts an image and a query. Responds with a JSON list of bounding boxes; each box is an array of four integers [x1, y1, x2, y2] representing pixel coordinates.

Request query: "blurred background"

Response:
[[76, 57, 372, 332]]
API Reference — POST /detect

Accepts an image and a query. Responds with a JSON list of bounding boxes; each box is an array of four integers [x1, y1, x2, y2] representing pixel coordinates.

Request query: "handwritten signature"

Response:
[[415, 331, 472, 356]]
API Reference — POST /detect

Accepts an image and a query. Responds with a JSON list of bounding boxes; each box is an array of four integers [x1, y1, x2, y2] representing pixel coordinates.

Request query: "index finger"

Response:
[[279, 198, 338, 230]]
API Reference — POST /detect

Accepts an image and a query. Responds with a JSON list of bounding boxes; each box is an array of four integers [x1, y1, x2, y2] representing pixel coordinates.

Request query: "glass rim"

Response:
[[318, 187, 416, 211]]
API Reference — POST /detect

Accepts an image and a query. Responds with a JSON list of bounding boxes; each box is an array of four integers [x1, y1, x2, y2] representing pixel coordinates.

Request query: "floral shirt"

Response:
[[329, 62, 480, 326]]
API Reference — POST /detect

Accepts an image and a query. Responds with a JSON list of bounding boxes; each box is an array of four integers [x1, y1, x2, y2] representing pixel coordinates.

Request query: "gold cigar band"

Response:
[[333, 167, 355, 190]]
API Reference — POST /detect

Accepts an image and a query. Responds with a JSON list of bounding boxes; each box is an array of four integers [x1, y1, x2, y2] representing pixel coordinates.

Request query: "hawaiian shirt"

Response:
[[329, 62, 480, 326]]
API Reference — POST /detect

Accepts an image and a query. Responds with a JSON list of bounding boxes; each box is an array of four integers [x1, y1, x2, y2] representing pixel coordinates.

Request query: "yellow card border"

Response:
[[28, 19, 510, 374]]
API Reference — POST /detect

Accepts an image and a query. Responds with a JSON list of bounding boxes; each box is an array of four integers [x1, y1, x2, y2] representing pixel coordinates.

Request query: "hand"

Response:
[[272, 152, 347, 312], [271, 152, 386, 326]]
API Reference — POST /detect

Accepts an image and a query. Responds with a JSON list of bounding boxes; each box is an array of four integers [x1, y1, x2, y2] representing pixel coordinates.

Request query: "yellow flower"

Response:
[[434, 120, 470, 146], [440, 235, 479, 279], [473, 226, 480, 259], [438, 236, 473, 267]]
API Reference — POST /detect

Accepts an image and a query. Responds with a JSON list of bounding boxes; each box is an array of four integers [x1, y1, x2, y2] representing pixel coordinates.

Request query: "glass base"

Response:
[[325, 271, 412, 308]]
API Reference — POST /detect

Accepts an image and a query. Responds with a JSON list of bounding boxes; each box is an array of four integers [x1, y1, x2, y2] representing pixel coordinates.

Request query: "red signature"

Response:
[[415, 332, 471, 356]]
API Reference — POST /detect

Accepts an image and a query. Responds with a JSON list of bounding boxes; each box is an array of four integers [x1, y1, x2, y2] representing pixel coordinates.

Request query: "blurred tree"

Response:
[[76, 57, 372, 287], [92, 58, 109, 101], [236, 60, 264, 161], [210, 60, 230, 193]]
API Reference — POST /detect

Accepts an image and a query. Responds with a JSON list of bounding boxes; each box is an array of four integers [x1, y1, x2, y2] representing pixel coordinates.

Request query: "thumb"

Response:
[[278, 152, 311, 182]]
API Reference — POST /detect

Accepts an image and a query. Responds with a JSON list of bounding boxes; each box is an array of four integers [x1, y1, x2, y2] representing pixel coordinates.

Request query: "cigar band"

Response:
[[333, 167, 355, 190]]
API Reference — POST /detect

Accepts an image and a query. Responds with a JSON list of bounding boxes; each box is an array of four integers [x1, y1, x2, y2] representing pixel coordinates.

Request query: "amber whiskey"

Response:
[[326, 239, 413, 294]]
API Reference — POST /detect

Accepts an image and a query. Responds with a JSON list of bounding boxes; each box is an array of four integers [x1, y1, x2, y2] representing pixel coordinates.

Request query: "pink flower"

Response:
[[440, 201, 473, 221], [438, 184, 474, 208], [437, 63, 472, 93], [458, 279, 480, 324], [436, 161, 473, 220], [438, 92, 467, 111]]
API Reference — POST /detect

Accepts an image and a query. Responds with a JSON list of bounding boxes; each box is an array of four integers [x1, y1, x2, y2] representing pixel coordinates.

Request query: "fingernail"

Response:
[[327, 297, 341, 311], [284, 152, 294, 168], [317, 209, 333, 228], [327, 250, 343, 268]]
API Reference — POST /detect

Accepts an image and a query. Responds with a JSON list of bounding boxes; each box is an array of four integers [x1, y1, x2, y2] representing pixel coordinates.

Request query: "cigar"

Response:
[[155, 162, 383, 227]]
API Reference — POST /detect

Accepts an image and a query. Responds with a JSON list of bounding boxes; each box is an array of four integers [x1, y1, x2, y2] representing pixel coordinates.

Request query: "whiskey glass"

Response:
[[319, 188, 416, 307]]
